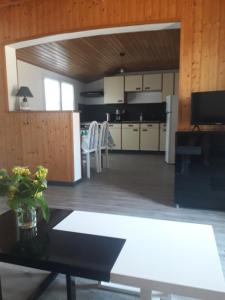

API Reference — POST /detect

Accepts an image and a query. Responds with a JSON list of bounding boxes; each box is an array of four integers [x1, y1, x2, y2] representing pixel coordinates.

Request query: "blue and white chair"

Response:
[[82, 121, 99, 179], [98, 121, 109, 172]]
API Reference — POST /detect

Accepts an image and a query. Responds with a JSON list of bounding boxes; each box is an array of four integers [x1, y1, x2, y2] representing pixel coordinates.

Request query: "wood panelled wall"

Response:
[[0, 111, 74, 181], [0, 0, 224, 178], [0, 0, 223, 128], [0, 0, 30, 8]]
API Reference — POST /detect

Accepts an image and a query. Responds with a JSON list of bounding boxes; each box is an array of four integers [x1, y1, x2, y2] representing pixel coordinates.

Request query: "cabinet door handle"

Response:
[[117, 100, 122, 102], [128, 124, 134, 127], [136, 87, 141, 90], [147, 124, 153, 127], [142, 129, 148, 132], [133, 129, 138, 131], [145, 86, 150, 90]]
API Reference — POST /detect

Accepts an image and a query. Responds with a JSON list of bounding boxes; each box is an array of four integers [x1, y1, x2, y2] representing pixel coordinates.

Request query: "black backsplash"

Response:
[[79, 103, 166, 122]]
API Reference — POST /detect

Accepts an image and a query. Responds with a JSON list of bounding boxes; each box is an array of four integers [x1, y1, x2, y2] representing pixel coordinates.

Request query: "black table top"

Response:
[[0, 209, 125, 281]]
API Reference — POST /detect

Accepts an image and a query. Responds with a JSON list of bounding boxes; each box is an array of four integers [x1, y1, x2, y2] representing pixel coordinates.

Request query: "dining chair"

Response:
[[82, 121, 99, 179], [98, 121, 109, 172]]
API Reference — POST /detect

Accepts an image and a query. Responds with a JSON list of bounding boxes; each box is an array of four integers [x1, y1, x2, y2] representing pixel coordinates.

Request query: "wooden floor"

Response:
[[0, 153, 225, 299], [45, 153, 225, 276], [48, 153, 175, 212]]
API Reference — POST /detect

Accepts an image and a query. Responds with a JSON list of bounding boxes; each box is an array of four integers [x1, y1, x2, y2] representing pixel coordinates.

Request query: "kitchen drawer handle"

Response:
[[133, 129, 138, 131], [117, 100, 122, 102], [142, 129, 148, 132], [145, 86, 150, 90], [147, 124, 153, 127], [128, 124, 134, 127], [136, 87, 141, 90]]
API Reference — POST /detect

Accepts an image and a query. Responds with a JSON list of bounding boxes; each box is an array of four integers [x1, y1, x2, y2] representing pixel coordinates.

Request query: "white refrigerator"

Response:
[[165, 95, 178, 164]]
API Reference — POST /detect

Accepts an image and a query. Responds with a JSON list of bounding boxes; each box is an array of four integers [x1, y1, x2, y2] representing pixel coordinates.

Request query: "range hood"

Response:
[[80, 90, 104, 98]]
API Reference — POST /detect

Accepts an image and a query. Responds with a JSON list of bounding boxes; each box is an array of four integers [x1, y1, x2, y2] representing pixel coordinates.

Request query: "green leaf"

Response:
[[0, 184, 9, 196], [7, 197, 22, 210], [36, 196, 49, 222], [0, 169, 9, 177], [24, 197, 36, 209], [0, 166, 49, 218]]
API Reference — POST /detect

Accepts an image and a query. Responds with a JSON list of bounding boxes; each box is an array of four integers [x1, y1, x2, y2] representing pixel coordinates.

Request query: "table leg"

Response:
[[27, 272, 58, 300], [66, 274, 76, 300], [140, 288, 152, 300]]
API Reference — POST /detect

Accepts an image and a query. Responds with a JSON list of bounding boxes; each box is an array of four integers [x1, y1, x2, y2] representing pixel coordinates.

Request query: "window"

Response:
[[61, 82, 74, 110], [44, 78, 61, 111], [44, 78, 74, 111]]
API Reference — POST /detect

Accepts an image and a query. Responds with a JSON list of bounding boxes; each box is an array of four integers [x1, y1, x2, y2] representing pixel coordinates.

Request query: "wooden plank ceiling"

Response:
[[16, 29, 180, 83]]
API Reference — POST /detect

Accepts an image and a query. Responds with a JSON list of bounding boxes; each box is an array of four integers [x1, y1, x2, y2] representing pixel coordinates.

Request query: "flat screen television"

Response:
[[191, 90, 225, 125]]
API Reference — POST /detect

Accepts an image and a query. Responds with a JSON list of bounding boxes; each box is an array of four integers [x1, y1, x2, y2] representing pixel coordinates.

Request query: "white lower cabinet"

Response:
[[122, 123, 140, 150], [140, 123, 159, 151], [159, 123, 166, 151], [109, 123, 122, 150], [110, 122, 164, 151]]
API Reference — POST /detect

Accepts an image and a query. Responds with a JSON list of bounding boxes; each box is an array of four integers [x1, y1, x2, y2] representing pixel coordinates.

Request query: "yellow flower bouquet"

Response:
[[0, 166, 49, 229]]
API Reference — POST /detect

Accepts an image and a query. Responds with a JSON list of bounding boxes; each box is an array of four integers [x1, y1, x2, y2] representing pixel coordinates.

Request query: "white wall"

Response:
[[5, 46, 18, 111], [17, 60, 84, 111]]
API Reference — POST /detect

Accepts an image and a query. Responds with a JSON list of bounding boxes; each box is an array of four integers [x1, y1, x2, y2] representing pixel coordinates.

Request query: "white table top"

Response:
[[54, 211, 225, 300]]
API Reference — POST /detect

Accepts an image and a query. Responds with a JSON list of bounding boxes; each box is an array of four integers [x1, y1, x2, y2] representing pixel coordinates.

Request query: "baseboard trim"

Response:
[[48, 179, 83, 187], [110, 150, 165, 155]]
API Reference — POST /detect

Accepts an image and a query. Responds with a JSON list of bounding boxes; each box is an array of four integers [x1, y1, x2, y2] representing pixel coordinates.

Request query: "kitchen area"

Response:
[[11, 26, 179, 193], [79, 71, 179, 155]]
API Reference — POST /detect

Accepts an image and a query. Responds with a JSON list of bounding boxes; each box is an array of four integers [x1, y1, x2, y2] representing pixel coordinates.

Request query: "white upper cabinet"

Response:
[[103, 72, 178, 104], [125, 75, 142, 92], [104, 76, 124, 104], [162, 73, 174, 102], [143, 74, 162, 91]]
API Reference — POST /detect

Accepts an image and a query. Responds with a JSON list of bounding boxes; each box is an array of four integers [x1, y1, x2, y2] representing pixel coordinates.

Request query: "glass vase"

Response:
[[16, 207, 37, 229]]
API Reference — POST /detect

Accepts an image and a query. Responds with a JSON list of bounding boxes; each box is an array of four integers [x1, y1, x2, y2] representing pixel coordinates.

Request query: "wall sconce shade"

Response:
[[16, 86, 33, 98]]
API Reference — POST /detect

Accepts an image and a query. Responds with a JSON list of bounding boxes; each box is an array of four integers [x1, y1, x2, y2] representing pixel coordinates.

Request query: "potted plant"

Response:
[[0, 166, 49, 229]]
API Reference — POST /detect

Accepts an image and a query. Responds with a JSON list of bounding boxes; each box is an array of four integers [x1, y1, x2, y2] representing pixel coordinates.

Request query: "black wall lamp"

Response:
[[16, 86, 33, 110]]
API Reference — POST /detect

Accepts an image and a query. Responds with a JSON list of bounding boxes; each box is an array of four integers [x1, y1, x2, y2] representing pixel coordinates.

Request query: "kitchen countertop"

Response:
[[81, 120, 166, 124], [116, 120, 165, 123]]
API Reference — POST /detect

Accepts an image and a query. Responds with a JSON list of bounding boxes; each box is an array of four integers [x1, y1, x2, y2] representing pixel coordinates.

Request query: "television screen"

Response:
[[191, 90, 225, 125]]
